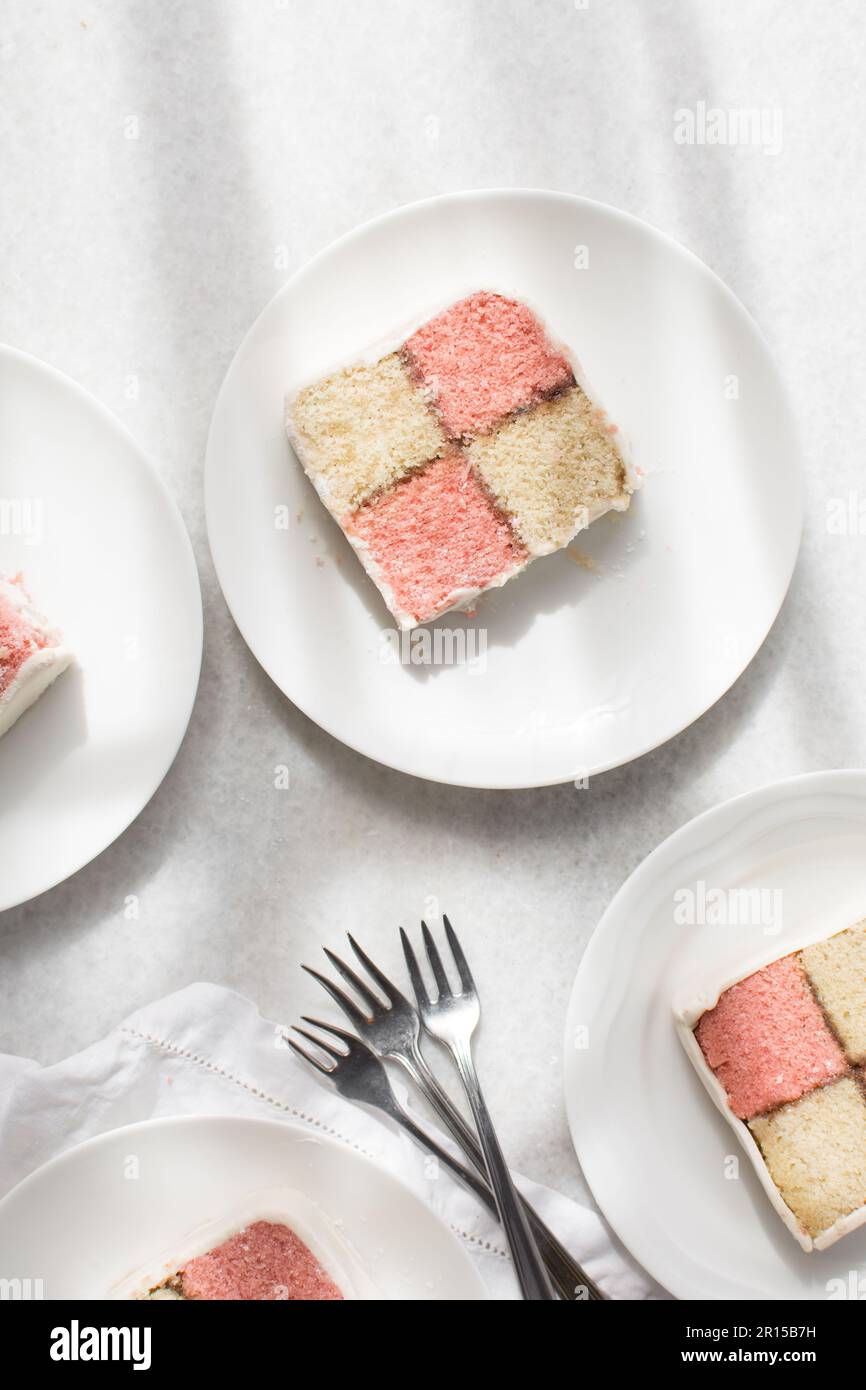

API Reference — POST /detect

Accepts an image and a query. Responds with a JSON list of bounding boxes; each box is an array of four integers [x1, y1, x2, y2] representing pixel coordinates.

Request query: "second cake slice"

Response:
[[675, 918, 866, 1251]]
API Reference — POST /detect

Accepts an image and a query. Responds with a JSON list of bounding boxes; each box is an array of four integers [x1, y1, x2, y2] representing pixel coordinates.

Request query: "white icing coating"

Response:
[[673, 916, 866, 1252], [109, 1186, 380, 1300]]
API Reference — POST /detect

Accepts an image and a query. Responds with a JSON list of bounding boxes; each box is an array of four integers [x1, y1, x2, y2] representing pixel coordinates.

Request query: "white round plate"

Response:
[[0, 1114, 487, 1300], [0, 347, 202, 911], [564, 769, 866, 1300], [206, 189, 802, 789]]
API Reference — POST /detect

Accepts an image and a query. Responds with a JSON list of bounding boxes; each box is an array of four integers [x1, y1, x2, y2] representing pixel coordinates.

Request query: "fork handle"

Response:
[[356, 1060, 560, 1270], [393, 1108, 508, 1218], [406, 1047, 602, 1300], [448, 1038, 556, 1301]]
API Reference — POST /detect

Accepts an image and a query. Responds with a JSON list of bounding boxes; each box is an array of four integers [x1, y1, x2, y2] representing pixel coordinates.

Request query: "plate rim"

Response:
[[0, 1111, 489, 1300], [204, 186, 804, 790], [563, 766, 866, 1299], [0, 342, 204, 911]]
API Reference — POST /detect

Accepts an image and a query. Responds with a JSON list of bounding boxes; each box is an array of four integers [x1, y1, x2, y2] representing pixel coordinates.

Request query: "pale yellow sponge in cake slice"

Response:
[[749, 1077, 866, 1240], [286, 353, 448, 516], [800, 920, 866, 1064], [466, 385, 631, 557]]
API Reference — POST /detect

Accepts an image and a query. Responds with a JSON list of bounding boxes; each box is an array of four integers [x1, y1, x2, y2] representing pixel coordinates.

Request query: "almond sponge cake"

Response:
[[801, 919, 866, 1064], [675, 916, 866, 1250], [749, 1079, 866, 1241], [285, 291, 635, 628], [467, 387, 632, 557], [287, 353, 449, 516]]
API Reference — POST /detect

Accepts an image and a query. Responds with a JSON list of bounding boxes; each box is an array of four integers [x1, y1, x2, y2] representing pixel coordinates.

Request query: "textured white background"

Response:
[[1, 0, 864, 1234]]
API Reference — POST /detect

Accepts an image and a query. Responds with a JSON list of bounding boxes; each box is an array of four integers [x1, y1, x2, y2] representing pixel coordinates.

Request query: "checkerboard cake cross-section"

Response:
[[679, 918, 866, 1249], [285, 292, 634, 628]]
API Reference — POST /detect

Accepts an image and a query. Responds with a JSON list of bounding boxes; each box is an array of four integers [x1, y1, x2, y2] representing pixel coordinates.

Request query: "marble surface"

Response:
[[1, 0, 864, 1275]]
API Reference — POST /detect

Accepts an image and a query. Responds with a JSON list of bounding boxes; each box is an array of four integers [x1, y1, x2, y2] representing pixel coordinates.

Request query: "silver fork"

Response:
[[304, 935, 602, 1299], [288, 1017, 534, 1245], [401, 917, 555, 1301]]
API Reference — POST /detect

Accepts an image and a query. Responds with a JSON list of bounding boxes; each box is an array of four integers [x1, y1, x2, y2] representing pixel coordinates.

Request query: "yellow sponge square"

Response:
[[287, 354, 448, 515], [466, 386, 630, 556], [749, 1077, 866, 1239], [801, 920, 866, 1064]]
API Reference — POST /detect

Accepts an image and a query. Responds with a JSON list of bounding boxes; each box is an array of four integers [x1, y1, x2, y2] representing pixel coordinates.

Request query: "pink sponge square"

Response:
[[403, 291, 574, 438], [695, 955, 848, 1119], [344, 452, 526, 626], [180, 1222, 343, 1301]]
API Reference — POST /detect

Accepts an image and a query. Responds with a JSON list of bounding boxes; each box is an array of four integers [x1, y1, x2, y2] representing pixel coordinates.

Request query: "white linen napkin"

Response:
[[0, 983, 659, 1300]]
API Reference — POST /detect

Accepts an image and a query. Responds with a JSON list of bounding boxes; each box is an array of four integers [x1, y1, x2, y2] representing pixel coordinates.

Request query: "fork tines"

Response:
[[401, 914, 475, 1002]]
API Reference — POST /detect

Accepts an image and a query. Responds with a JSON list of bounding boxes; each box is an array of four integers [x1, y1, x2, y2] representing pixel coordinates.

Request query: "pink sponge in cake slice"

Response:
[[344, 451, 527, 627], [175, 1221, 343, 1301], [0, 574, 74, 740], [694, 955, 847, 1120], [403, 291, 575, 439]]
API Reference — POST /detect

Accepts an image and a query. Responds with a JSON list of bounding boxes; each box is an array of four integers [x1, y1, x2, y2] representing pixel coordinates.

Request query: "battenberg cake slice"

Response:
[[675, 916, 866, 1250], [285, 291, 635, 629], [142, 1220, 344, 1301], [115, 1191, 379, 1301], [0, 574, 74, 740]]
